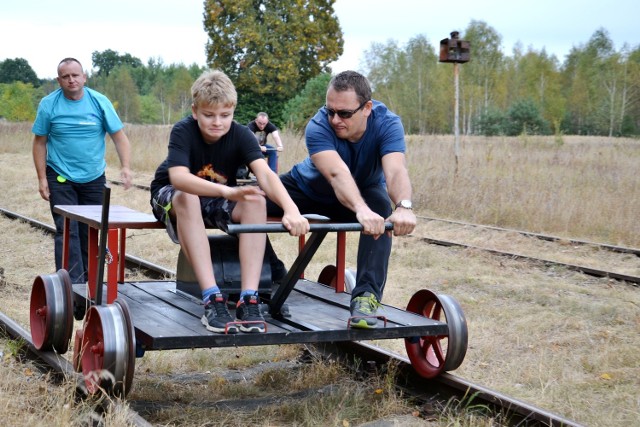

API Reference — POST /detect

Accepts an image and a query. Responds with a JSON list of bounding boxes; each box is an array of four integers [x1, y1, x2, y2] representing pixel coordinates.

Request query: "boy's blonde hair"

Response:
[[191, 70, 237, 108]]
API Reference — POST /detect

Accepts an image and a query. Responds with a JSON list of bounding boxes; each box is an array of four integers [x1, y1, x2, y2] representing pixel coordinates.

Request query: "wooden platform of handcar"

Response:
[[72, 279, 448, 352], [58, 203, 447, 353]]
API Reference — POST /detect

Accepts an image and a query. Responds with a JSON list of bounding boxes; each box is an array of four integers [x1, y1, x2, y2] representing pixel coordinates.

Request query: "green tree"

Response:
[[561, 28, 626, 135], [363, 39, 406, 112], [504, 47, 565, 133], [0, 82, 38, 121], [461, 20, 505, 134], [621, 46, 640, 135], [505, 98, 549, 135], [203, 0, 343, 115], [0, 58, 40, 86], [92, 49, 143, 77], [474, 107, 506, 136], [166, 66, 195, 122], [139, 94, 162, 124], [152, 72, 172, 125], [363, 35, 448, 134], [130, 57, 165, 96], [282, 72, 332, 130], [103, 66, 141, 123]]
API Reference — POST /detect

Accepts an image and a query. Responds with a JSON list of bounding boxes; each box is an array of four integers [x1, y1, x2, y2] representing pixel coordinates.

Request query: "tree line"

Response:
[[363, 22, 639, 137], [0, 2, 638, 137]]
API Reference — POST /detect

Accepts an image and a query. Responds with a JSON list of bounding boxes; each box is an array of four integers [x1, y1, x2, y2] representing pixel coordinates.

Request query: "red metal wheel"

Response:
[[317, 265, 337, 288], [404, 289, 468, 378], [437, 294, 468, 371], [72, 329, 84, 372], [81, 301, 136, 397], [29, 269, 73, 353], [112, 299, 136, 397], [318, 266, 356, 293], [344, 268, 356, 293]]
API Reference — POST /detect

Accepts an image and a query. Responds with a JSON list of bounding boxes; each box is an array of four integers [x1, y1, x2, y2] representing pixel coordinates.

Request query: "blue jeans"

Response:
[[267, 173, 393, 301], [46, 166, 106, 283], [263, 144, 278, 172]]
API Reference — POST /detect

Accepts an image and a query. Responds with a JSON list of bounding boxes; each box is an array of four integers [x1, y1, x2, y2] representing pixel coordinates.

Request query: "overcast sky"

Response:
[[1, 0, 637, 79]]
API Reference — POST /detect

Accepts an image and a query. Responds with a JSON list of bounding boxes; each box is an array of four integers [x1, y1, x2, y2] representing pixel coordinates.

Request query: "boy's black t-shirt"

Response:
[[151, 116, 263, 196]]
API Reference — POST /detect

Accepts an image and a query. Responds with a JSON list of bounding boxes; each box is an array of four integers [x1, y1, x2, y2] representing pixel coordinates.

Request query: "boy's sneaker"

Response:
[[235, 294, 266, 333], [201, 293, 238, 334], [349, 292, 381, 329]]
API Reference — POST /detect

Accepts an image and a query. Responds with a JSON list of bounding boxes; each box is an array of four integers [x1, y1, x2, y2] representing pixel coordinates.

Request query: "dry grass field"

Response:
[[0, 122, 639, 426]]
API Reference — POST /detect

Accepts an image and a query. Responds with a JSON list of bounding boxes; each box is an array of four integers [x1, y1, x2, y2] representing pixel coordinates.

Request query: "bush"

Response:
[[474, 108, 507, 136], [505, 99, 550, 136], [282, 73, 332, 131], [0, 82, 38, 121]]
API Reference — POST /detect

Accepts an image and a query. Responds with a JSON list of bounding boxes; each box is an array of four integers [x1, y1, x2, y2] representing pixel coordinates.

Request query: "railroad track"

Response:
[[0, 206, 586, 425], [3, 203, 639, 286], [412, 234, 640, 285], [415, 215, 640, 257], [0, 306, 579, 426], [108, 178, 640, 256]]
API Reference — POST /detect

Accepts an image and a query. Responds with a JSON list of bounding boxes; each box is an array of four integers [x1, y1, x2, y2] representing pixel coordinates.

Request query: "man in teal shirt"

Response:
[[32, 57, 132, 283]]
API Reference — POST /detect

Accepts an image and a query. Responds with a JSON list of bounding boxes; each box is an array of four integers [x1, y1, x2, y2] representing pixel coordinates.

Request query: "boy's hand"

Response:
[[281, 212, 310, 236], [225, 185, 265, 201]]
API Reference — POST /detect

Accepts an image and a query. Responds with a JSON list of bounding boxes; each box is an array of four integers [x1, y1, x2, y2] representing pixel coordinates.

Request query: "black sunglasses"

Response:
[[324, 99, 369, 119]]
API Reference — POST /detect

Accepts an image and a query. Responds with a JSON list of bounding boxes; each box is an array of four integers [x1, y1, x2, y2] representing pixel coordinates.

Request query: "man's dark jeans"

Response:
[[263, 144, 278, 172], [267, 173, 393, 302], [46, 166, 106, 284]]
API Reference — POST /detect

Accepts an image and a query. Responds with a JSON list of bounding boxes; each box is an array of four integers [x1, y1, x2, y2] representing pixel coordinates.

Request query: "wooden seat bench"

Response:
[[52, 205, 350, 305]]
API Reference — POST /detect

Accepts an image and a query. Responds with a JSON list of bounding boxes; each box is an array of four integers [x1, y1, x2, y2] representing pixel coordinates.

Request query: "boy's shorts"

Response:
[[151, 185, 237, 244]]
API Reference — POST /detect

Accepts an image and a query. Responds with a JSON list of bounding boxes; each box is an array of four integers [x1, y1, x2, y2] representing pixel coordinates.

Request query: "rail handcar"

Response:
[[29, 189, 467, 397]]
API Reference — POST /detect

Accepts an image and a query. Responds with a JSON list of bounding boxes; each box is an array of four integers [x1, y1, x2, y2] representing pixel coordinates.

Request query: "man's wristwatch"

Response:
[[395, 200, 413, 210]]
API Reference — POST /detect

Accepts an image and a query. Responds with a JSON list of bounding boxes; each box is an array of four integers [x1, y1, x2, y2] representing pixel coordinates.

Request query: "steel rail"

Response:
[[0, 311, 152, 427], [0, 207, 173, 280], [1, 206, 587, 425], [415, 235, 640, 286], [2, 206, 638, 287], [107, 179, 640, 257], [417, 215, 640, 257], [321, 341, 584, 427], [0, 307, 580, 426]]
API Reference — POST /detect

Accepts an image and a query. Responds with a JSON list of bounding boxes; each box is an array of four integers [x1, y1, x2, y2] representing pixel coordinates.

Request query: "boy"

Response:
[[150, 70, 309, 334]]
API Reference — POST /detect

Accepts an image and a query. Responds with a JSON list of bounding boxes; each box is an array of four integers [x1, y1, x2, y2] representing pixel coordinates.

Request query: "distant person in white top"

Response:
[[247, 112, 283, 172]]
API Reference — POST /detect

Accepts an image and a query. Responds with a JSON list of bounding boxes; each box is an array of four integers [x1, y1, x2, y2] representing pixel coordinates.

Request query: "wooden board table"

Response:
[[53, 205, 163, 303]]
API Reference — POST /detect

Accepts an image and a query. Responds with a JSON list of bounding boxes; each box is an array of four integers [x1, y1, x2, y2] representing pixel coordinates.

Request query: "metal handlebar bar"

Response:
[[225, 222, 394, 234]]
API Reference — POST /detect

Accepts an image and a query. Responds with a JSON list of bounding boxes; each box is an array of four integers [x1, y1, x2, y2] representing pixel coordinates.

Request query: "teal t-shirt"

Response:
[[32, 87, 124, 183]]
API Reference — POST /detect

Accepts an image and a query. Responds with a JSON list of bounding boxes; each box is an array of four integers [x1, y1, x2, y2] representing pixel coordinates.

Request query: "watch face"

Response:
[[398, 200, 412, 209]]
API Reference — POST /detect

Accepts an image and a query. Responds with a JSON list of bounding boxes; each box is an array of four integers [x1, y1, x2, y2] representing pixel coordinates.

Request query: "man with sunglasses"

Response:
[[267, 70, 416, 328]]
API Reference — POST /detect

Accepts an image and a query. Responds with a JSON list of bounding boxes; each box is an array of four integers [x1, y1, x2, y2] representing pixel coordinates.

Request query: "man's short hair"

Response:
[[191, 70, 237, 108], [57, 58, 83, 75], [329, 71, 372, 104]]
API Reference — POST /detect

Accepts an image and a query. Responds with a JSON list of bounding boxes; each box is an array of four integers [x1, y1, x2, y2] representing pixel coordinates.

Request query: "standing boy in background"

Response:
[[247, 112, 284, 173]]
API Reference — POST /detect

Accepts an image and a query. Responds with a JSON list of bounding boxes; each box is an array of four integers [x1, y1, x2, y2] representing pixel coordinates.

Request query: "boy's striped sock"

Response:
[[202, 286, 221, 304], [239, 290, 259, 301]]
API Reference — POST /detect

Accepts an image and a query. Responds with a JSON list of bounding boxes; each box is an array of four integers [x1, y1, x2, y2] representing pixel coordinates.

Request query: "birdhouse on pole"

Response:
[[439, 31, 470, 63]]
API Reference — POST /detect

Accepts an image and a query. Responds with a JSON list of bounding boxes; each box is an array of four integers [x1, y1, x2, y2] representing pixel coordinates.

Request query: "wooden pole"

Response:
[[454, 62, 460, 174]]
